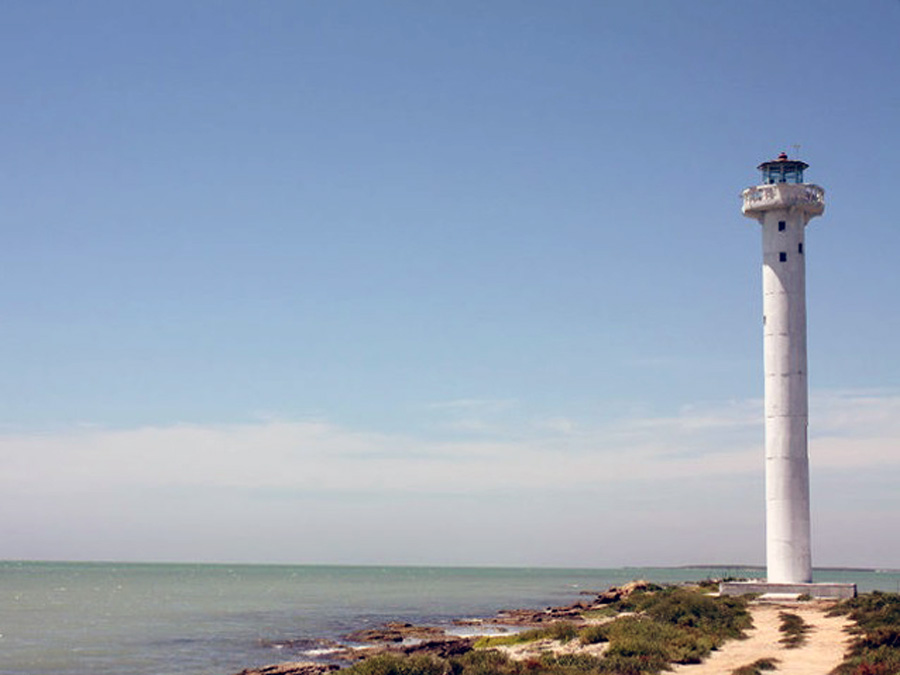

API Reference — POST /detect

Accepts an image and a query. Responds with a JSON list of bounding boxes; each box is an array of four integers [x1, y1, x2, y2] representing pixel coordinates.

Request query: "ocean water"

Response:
[[1, 562, 898, 675]]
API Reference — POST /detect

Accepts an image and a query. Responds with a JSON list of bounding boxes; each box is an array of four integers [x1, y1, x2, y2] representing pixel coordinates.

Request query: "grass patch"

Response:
[[621, 587, 752, 641], [778, 611, 812, 649], [344, 653, 451, 675], [539, 653, 606, 673], [580, 587, 752, 671], [578, 623, 610, 646], [588, 614, 715, 666], [731, 657, 779, 675], [581, 606, 619, 620], [474, 621, 579, 649], [452, 650, 520, 675]]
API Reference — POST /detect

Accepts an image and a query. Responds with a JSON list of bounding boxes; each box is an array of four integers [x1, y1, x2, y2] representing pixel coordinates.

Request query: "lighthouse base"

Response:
[[719, 581, 857, 600]]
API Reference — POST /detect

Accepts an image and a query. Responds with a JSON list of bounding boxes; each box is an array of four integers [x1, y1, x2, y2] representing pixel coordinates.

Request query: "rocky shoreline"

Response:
[[232, 581, 652, 675]]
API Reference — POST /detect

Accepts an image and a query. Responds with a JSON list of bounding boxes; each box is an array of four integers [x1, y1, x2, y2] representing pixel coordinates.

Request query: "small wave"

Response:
[[260, 637, 343, 652], [445, 625, 525, 638], [303, 647, 345, 657]]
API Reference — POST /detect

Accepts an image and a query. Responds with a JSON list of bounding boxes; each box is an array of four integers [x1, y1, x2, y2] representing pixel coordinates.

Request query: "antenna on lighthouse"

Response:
[[792, 143, 801, 159]]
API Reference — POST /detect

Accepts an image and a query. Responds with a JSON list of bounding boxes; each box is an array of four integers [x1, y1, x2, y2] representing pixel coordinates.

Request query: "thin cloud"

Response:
[[1, 390, 896, 501], [424, 398, 518, 411]]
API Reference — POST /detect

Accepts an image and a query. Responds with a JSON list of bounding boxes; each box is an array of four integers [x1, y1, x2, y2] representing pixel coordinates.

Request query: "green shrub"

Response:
[[778, 611, 811, 649], [472, 634, 519, 649], [731, 657, 778, 675], [579, 623, 610, 646], [474, 621, 579, 649], [829, 592, 900, 630], [833, 649, 900, 675], [452, 649, 520, 675], [457, 649, 606, 675], [576, 587, 752, 673], [539, 653, 605, 673], [345, 653, 451, 675], [593, 651, 660, 675], [591, 615, 713, 667], [828, 592, 900, 675], [857, 626, 900, 651], [544, 621, 579, 643], [638, 588, 751, 641]]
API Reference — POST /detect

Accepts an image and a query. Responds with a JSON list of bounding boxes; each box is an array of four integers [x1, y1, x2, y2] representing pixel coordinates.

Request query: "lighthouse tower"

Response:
[[741, 153, 824, 584]]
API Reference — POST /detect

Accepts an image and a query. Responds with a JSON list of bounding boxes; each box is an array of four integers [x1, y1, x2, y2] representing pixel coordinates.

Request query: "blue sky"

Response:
[[2, 0, 899, 567]]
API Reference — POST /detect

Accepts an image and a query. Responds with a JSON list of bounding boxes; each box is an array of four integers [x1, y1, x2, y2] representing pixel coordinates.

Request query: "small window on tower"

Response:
[[779, 252, 787, 262], [798, 243, 804, 254], [778, 221, 786, 231]]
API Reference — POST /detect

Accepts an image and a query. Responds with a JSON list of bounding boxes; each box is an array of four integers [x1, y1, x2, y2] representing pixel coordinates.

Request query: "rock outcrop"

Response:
[[345, 622, 446, 643], [233, 662, 339, 675], [233, 579, 657, 674], [593, 580, 652, 605], [486, 581, 653, 626], [400, 637, 476, 658]]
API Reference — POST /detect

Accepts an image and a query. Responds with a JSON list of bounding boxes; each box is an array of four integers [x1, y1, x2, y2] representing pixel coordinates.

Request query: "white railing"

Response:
[[744, 186, 777, 204], [742, 184, 825, 211]]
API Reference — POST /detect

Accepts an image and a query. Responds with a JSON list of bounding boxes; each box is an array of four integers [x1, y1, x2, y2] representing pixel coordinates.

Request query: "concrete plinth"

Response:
[[719, 581, 857, 600]]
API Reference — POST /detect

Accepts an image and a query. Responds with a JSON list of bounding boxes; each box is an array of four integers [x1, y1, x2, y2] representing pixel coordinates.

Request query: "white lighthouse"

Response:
[[721, 158, 854, 598], [741, 153, 824, 584]]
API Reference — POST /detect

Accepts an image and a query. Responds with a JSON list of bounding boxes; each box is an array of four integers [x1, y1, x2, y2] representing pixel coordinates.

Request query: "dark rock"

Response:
[[322, 636, 475, 664], [486, 581, 654, 627], [233, 662, 339, 675], [401, 637, 475, 658], [258, 638, 343, 651], [235, 579, 655, 673], [492, 604, 585, 626], [345, 622, 446, 643], [346, 629, 403, 643]]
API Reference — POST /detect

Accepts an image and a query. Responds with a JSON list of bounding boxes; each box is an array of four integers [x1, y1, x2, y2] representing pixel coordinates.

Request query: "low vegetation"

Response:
[[828, 592, 900, 675], [347, 586, 753, 675], [731, 657, 779, 675], [778, 611, 812, 649], [580, 606, 618, 621], [341, 587, 900, 675], [578, 587, 752, 671], [619, 587, 751, 639], [473, 622, 579, 649]]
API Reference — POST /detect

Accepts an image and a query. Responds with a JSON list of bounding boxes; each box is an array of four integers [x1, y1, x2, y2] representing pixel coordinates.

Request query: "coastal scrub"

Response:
[[731, 658, 779, 675], [578, 587, 752, 669], [473, 622, 579, 649], [777, 611, 811, 649], [828, 591, 900, 675], [457, 586, 752, 675]]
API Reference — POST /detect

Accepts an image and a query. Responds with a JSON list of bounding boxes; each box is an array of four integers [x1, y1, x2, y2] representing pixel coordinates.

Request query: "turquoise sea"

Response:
[[2, 562, 898, 675]]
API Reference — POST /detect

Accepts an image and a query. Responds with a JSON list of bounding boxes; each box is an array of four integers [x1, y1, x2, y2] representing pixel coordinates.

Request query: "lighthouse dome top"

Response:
[[742, 152, 824, 221], [757, 152, 809, 185]]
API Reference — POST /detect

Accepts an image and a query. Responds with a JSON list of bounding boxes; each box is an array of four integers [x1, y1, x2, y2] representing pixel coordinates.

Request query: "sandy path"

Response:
[[671, 601, 852, 675]]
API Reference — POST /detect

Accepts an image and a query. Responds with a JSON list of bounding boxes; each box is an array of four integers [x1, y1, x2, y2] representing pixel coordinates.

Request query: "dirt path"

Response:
[[671, 601, 852, 675]]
